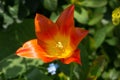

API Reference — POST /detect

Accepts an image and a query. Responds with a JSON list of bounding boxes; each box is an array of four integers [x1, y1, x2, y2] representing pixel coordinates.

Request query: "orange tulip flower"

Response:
[[16, 5, 88, 64]]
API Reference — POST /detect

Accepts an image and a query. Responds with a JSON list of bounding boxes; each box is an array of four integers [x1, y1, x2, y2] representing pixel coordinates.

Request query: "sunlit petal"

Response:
[[16, 39, 56, 63]]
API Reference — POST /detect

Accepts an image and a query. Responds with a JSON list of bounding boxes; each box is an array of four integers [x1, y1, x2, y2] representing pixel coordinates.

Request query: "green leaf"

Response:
[[102, 68, 120, 80], [44, 0, 58, 11], [88, 14, 103, 26], [0, 19, 35, 60], [77, 44, 89, 80], [3, 13, 14, 28], [114, 53, 120, 68], [0, 55, 25, 79], [87, 55, 107, 80], [9, 4, 19, 19], [50, 12, 58, 22], [74, 8, 88, 24], [94, 23, 115, 48], [88, 7, 106, 26], [81, 0, 107, 8], [94, 27, 107, 49], [58, 72, 69, 80], [0, 54, 44, 79], [59, 62, 71, 76], [105, 37, 118, 46], [27, 68, 52, 80], [0, 19, 43, 79]]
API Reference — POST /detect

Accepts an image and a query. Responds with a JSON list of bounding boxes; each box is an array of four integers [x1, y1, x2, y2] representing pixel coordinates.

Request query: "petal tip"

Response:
[[67, 4, 75, 13], [35, 13, 40, 19], [69, 4, 74, 9], [84, 29, 89, 36]]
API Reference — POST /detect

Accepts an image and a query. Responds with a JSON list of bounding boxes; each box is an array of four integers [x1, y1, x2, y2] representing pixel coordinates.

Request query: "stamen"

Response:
[[56, 42, 63, 49]]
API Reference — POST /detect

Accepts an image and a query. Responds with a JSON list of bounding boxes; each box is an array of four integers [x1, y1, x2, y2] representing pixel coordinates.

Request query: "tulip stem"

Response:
[[70, 63, 74, 80], [23, 58, 28, 71]]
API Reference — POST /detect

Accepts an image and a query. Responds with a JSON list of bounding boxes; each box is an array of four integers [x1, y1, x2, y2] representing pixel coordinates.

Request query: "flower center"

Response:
[[55, 41, 65, 55], [45, 34, 72, 58]]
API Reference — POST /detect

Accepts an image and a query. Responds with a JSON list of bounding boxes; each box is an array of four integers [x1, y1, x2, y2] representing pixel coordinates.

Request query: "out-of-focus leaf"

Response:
[[70, 0, 80, 4], [9, 5, 18, 19], [27, 68, 52, 80], [88, 14, 103, 26], [59, 62, 71, 76], [114, 54, 120, 68], [74, 8, 88, 24], [50, 12, 58, 22], [94, 27, 107, 49], [0, 54, 44, 79], [8, 0, 19, 19], [114, 25, 120, 41], [106, 24, 115, 33], [105, 37, 118, 46], [89, 36, 96, 51], [0, 19, 35, 59], [0, 19, 44, 79], [80, 0, 107, 8], [114, 58, 120, 68], [77, 44, 89, 80], [94, 23, 114, 49], [44, 0, 58, 11], [58, 72, 69, 80], [109, 0, 120, 8], [88, 7, 106, 26], [3, 13, 13, 29], [87, 55, 107, 80], [102, 69, 120, 80]]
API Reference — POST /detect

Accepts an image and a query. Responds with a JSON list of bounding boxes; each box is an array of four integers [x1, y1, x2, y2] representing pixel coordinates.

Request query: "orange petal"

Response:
[[61, 49, 81, 64], [56, 5, 74, 35], [70, 28, 88, 49], [35, 14, 58, 41], [16, 39, 56, 63]]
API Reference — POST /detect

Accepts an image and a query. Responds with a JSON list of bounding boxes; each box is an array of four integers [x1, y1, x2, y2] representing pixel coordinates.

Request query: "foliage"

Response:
[[0, 0, 120, 80]]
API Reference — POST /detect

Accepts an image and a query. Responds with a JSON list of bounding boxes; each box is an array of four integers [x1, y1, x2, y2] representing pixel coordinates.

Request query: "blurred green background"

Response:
[[0, 0, 120, 80]]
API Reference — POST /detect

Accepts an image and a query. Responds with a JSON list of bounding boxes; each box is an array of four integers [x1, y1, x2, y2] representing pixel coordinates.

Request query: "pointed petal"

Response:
[[70, 28, 88, 49], [61, 49, 81, 64], [16, 39, 56, 63], [56, 5, 74, 35], [35, 14, 58, 41]]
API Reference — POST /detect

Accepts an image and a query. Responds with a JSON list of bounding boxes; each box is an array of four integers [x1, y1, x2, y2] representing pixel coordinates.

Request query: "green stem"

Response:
[[70, 63, 74, 80], [23, 58, 28, 72]]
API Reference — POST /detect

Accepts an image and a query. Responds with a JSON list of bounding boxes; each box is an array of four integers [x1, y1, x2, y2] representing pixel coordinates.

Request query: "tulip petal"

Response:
[[56, 5, 74, 35], [70, 28, 88, 49], [61, 49, 81, 64], [16, 39, 56, 63], [35, 14, 58, 40]]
